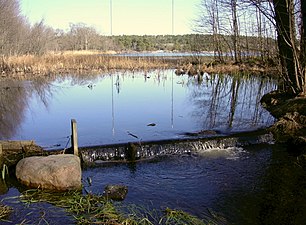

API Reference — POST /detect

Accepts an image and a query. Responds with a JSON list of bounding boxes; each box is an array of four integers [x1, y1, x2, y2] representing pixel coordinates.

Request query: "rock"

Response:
[[270, 112, 306, 144], [261, 91, 306, 118], [288, 136, 306, 153], [0, 179, 8, 195], [103, 184, 128, 201], [261, 91, 306, 147], [16, 154, 82, 191]]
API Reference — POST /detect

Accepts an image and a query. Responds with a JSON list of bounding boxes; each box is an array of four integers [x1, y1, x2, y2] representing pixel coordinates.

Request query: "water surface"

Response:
[[1, 71, 305, 224], [0, 70, 276, 149]]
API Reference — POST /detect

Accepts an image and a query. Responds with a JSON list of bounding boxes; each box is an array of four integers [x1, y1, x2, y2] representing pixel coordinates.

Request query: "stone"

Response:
[[16, 154, 82, 191], [270, 112, 306, 144], [103, 184, 128, 201]]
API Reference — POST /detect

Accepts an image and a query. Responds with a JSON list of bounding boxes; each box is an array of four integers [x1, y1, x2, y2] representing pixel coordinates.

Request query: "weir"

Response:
[[79, 130, 274, 166]]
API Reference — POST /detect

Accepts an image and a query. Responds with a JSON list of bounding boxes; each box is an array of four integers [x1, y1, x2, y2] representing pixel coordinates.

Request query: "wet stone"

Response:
[[103, 184, 128, 201]]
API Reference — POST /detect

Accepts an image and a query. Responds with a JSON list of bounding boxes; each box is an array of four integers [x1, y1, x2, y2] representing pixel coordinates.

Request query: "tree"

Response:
[[25, 20, 55, 55], [0, 0, 28, 55], [301, 0, 306, 94]]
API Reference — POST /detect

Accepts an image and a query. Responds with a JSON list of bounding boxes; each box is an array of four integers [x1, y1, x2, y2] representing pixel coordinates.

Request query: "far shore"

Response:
[[0, 50, 279, 79]]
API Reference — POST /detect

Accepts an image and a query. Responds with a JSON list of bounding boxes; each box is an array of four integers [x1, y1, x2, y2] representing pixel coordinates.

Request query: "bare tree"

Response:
[[196, 0, 224, 62], [0, 0, 28, 55], [67, 23, 100, 51], [24, 20, 56, 55]]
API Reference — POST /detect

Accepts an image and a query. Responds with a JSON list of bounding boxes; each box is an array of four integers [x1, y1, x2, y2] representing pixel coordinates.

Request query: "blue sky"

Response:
[[20, 0, 201, 35]]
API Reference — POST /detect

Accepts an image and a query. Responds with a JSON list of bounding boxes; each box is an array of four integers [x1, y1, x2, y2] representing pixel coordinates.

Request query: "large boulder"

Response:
[[16, 154, 82, 191]]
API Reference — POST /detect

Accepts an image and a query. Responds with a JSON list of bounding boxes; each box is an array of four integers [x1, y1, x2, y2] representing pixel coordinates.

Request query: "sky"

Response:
[[20, 0, 202, 35]]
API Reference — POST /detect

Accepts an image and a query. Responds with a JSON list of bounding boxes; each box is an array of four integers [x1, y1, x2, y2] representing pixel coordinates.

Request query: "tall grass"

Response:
[[0, 52, 276, 79], [0, 53, 173, 78]]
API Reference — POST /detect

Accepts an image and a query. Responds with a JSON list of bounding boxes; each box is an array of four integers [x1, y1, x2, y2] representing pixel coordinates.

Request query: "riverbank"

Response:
[[261, 91, 306, 152]]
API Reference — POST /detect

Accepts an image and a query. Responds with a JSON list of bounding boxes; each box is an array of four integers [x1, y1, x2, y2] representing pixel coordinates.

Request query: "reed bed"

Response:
[[0, 52, 277, 79], [0, 53, 173, 78], [176, 60, 279, 76]]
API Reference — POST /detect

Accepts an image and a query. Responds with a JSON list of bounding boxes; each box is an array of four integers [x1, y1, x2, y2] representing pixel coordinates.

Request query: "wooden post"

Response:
[[71, 119, 78, 156], [0, 144, 2, 156]]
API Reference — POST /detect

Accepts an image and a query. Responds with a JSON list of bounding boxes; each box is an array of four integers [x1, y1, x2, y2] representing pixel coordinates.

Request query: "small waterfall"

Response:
[[80, 132, 274, 166]]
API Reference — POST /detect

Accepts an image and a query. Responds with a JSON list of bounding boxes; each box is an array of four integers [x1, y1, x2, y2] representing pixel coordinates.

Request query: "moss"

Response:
[[261, 91, 306, 150]]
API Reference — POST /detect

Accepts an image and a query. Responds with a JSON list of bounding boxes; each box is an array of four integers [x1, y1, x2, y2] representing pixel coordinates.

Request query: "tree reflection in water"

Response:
[[0, 80, 28, 139], [187, 73, 277, 133], [0, 78, 54, 140], [0, 71, 277, 146]]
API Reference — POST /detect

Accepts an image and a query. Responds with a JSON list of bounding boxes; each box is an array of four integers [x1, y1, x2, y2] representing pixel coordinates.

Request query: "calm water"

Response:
[[1, 70, 276, 149], [1, 70, 306, 224]]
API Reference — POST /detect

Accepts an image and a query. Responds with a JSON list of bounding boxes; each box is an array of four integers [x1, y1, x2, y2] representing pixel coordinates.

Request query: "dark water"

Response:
[[2, 144, 306, 224], [82, 144, 306, 225], [0, 70, 275, 149]]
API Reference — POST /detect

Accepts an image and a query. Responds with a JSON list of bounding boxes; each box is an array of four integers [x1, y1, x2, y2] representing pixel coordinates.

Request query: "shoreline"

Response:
[[0, 51, 278, 79], [261, 91, 306, 152]]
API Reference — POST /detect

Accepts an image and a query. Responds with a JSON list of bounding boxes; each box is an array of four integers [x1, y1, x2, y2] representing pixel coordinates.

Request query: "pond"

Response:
[[0, 70, 276, 149], [4, 69, 304, 224]]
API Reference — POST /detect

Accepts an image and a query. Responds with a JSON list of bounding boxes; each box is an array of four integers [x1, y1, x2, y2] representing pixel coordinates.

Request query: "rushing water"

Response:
[[0, 70, 276, 149]]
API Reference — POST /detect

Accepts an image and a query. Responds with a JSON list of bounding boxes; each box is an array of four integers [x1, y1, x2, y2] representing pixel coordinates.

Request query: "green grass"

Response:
[[17, 189, 225, 225]]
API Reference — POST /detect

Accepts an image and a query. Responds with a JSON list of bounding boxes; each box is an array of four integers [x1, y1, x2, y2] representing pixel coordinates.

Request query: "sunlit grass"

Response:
[[0, 53, 172, 77], [0, 203, 12, 220]]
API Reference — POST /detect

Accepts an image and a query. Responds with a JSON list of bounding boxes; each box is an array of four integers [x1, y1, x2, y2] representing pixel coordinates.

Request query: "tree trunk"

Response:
[[301, 0, 306, 94], [272, 0, 298, 93], [231, 0, 241, 62]]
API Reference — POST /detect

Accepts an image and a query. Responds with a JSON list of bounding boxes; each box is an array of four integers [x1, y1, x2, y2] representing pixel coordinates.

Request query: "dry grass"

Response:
[[175, 60, 279, 76], [0, 203, 12, 220], [0, 53, 172, 78], [0, 52, 278, 79]]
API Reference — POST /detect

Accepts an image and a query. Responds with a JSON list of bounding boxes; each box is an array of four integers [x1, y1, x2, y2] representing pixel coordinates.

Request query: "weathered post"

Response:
[[71, 119, 78, 156], [0, 144, 2, 156]]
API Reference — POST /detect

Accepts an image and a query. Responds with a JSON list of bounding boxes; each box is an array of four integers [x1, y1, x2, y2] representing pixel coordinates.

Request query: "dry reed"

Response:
[[0, 53, 173, 78], [0, 203, 12, 219], [175, 60, 279, 76]]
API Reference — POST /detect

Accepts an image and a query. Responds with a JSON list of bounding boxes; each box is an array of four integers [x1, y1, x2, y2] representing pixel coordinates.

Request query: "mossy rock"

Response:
[[261, 91, 306, 148], [103, 184, 128, 201], [261, 91, 306, 118]]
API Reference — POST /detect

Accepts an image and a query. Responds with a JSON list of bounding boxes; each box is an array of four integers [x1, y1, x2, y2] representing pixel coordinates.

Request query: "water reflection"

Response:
[[0, 81, 25, 139], [0, 70, 276, 148], [188, 73, 276, 133]]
